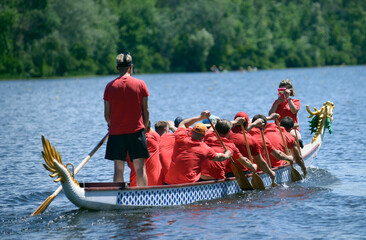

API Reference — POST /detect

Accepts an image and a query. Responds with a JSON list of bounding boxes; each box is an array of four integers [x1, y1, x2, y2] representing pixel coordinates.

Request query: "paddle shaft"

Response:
[[207, 118, 233, 162], [260, 128, 272, 168], [294, 129, 302, 157], [240, 124, 266, 190], [276, 121, 303, 181], [31, 133, 109, 216], [240, 124, 253, 162], [207, 118, 253, 190], [275, 120, 290, 155], [75, 133, 109, 174]]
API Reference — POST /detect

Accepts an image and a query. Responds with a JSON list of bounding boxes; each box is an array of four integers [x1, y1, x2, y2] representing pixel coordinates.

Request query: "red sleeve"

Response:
[[103, 81, 111, 101], [264, 137, 276, 154], [293, 99, 300, 110], [146, 131, 160, 152], [175, 127, 187, 141], [202, 143, 217, 160], [140, 80, 149, 97], [284, 132, 296, 149], [231, 143, 242, 160]]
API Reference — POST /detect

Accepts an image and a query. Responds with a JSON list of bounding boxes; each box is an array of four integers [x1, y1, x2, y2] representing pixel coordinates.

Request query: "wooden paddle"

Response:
[[31, 133, 109, 216], [207, 118, 253, 190], [240, 124, 265, 190], [293, 125, 307, 177], [293, 128, 302, 158], [275, 120, 302, 181], [260, 128, 278, 187]]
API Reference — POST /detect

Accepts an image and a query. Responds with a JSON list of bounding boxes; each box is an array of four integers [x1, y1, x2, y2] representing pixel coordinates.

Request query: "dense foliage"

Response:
[[0, 0, 365, 78]]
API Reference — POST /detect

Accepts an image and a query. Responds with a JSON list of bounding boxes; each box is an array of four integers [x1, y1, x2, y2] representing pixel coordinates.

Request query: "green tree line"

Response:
[[0, 0, 365, 78]]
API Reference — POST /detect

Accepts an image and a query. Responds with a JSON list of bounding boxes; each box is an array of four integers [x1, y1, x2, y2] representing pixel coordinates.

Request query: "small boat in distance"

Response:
[[39, 101, 334, 211]]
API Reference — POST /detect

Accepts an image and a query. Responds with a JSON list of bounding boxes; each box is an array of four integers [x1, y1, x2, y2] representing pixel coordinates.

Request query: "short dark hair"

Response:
[[215, 119, 232, 136], [155, 121, 169, 131], [174, 116, 184, 128], [280, 116, 294, 131], [252, 114, 267, 127]]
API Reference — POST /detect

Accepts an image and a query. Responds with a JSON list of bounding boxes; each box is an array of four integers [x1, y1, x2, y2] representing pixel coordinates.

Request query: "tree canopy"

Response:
[[0, 0, 365, 78]]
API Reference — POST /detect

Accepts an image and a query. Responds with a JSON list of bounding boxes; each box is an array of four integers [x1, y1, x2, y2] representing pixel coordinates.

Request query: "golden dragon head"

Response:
[[41, 135, 79, 186], [306, 101, 335, 143]]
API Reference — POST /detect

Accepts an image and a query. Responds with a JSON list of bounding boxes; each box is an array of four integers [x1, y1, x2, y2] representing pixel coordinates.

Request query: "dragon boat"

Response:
[[38, 101, 334, 211]]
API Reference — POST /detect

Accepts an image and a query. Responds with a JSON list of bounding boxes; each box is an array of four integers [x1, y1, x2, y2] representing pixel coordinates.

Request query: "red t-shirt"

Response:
[[158, 132, 175, 183], [263, 123, 292, 167], [249, 127, 277, 168], [229, 127, 262, 160], [127, 130, 162, 186], [164, 128, 217, 184], [201, 132, 237, 179], [271, 98, 300, 124], [104, 76, 149, 135]]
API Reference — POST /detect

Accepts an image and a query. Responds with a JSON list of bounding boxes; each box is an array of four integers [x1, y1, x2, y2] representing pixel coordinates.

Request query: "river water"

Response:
[[0, 66, 365, 239]]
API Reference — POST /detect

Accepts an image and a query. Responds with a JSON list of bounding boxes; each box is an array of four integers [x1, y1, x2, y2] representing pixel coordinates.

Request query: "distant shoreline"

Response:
[[1, 64, 360, 81]]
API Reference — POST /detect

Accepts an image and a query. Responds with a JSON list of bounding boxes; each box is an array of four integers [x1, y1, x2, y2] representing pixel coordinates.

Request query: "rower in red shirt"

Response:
[[127, 122, 162, 186], [201, 119, 257, 180], [229, 112, 276, 182], [263, 122, 292, 168], [154, 120, 177, 184], [280, 116, 307, 176], [249, 114, 294, 172], [164, 111, 232, 185]]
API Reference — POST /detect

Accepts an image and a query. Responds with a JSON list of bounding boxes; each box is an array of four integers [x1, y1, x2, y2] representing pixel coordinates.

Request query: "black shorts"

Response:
[[105, 129, 150, 161]]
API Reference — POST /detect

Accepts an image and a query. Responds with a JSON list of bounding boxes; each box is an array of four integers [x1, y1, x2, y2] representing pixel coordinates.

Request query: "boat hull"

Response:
[[67, 142, 318, 210]]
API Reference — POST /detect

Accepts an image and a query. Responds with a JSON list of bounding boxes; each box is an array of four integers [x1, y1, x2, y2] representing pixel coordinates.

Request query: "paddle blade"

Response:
[[290, 165, 303, 182], [271, 181, 279, 187], [31, 194, 56, 216], [251, 173, 265, 190], [231, 161, 253, 190]]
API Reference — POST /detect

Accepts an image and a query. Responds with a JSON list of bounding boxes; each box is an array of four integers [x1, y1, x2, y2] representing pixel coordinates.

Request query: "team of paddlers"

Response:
[[103, 52, 305, 187]]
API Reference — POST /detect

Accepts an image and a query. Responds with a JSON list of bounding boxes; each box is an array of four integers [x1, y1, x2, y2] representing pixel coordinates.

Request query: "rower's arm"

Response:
[[179, 110, 210, 128], [271, 149, 294, 163], [291, 146, 307, 174], [269, 100, 280, 116], [212, 150, 232, 162], [104, 100, 111, 126], [167, 120, 178, 132], [142, 96, 149, 132], [287, 98, 299, 114], [236, 156, 257, 172]]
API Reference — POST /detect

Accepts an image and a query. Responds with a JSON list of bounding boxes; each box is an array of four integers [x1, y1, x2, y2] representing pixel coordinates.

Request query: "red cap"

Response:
[[234, 112, 249, 124]]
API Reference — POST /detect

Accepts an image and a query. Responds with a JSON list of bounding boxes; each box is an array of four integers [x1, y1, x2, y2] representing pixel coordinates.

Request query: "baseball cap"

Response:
[[192, 123, 208, 135], [202, 115, 219, 127]]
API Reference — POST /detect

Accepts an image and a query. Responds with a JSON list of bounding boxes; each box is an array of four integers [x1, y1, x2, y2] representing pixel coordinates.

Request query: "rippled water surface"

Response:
[[1, 66, 365, 239]]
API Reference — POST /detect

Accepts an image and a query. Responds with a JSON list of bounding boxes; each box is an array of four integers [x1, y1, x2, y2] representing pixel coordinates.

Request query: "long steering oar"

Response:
[[207, 118, 253, 190], [260, 128, 278, 187], [275, 121, 302, 181], [31, 133, 109, 216], [240, 124, 265, 190]]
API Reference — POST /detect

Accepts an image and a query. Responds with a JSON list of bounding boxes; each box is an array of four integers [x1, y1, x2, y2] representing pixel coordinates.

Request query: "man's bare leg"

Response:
[[133, 158, 148, 186], [113, 160, 125, 182]]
